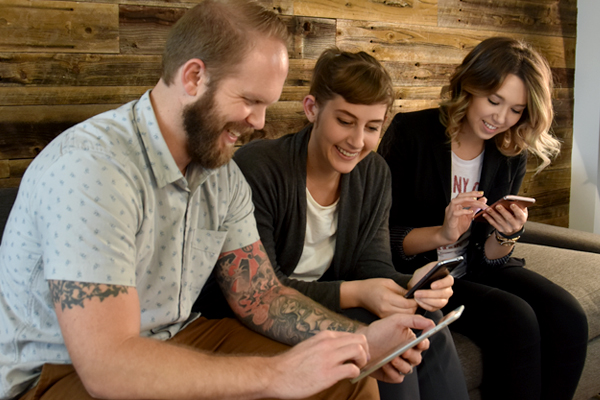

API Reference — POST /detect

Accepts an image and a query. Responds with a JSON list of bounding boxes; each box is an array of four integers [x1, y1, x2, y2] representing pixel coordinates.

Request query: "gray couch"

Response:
[[455, 220, 600, 400], [1, 187, 599, 399]]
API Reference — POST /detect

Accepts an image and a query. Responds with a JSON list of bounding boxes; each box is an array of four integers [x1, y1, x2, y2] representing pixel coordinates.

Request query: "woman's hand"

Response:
[[407, 261, 454, 312], [356, 313, 434, 383], [439, 191, 488, 244], [340, 279, 418, 318], [481, 201, 528, 260], [480, 201, 528, 236]]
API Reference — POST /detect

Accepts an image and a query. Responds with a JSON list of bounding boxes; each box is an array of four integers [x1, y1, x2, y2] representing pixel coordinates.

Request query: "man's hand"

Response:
[[264, 331, 370, 398], [341, 278, 418, 318], [408, 262, 454, 312], [356, 313, 435, 383]]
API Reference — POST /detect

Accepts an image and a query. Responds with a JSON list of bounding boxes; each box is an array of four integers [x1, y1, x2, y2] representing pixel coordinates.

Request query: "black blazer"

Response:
[[377, 108, 527, 274]]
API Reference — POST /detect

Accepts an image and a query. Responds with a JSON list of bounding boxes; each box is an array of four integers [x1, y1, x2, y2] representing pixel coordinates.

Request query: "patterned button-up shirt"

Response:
[[0, 91, 259, 398]]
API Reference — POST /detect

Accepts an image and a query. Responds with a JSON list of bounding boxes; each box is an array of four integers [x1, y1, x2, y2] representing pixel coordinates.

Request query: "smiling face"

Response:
[[184, 36, 288, 169], [306, 94, 388, 176], [461, 73, 528, 143]]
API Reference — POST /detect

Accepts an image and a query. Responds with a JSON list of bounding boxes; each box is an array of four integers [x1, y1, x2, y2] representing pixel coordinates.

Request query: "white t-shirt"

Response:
[[438, 150, 484, 277], [291, 188, 338, 282]]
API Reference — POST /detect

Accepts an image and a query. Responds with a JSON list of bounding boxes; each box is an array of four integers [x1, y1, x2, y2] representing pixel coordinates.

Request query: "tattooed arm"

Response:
[[50, 279, 372, 399], [214, 241, 360, 345], [214, 239, 435, 365]]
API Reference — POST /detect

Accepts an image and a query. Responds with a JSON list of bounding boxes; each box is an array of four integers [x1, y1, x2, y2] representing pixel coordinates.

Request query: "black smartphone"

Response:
[[404, 256, 464, 299]]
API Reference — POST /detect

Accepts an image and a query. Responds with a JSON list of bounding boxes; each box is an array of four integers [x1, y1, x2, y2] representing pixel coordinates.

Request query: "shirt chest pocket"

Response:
[[185, 229, 227, 292]]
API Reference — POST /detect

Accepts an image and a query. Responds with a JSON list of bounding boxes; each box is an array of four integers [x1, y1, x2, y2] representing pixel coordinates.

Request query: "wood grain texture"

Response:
[[337, 19, 575, 68], [0, 86, 152, 106], [438, 0, 577, 38], [0, 0, 119, 53], [0, 0, 579, 226], [293, 0, 438, 26], [0, 53, 163, 86], [0, 161, 8, 179]]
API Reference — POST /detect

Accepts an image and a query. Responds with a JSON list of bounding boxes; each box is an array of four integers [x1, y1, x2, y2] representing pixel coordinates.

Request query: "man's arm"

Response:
[[214, 240, 435, 383], [50, 280, 370, 399], [214, 241, 360, 344]]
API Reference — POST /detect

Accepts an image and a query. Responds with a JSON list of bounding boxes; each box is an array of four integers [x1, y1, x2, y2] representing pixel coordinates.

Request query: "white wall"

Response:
[[570, 0, 600, 233]]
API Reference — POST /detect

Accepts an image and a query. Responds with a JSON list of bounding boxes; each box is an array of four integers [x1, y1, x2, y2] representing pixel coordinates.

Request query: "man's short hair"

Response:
[[161, 0, 290, 86]]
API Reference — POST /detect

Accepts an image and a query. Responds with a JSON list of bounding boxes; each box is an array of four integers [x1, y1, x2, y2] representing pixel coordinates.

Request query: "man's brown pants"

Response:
[[19, 317, 378, 400]]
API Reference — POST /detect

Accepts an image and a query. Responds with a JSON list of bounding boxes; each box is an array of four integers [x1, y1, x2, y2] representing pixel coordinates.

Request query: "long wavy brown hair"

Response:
[[440, 37, 561, 172]]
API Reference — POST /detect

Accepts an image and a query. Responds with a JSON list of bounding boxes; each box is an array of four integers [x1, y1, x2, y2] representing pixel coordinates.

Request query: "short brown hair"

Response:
[[310, 48, 394, 111], [161, 0, 289, 86]]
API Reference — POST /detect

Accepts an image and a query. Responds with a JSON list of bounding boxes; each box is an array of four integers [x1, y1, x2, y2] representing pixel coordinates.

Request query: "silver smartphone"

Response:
[[350, 305, 465, 383]]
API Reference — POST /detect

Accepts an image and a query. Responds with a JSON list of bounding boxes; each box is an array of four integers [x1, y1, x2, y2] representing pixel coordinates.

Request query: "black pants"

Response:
[[444, 258, 588, 400], [343, 308, 469, 400]]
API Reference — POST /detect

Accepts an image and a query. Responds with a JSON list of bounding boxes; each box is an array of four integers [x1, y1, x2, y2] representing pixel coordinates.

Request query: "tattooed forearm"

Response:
[[215, 243, 360, 345], [268, 294, 360, 342], [49, 280, 129, 311]]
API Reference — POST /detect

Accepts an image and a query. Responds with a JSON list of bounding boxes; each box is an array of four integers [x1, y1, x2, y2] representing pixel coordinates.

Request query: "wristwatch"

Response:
[[494, 229, 521, 246]]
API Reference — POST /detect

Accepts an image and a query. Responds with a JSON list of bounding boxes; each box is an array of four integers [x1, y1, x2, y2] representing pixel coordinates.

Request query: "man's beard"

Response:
[[182, 86, 252, 170]]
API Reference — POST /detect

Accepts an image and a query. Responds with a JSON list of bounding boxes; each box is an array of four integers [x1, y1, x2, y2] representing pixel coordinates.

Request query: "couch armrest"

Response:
[[521, 221, 600, 254]]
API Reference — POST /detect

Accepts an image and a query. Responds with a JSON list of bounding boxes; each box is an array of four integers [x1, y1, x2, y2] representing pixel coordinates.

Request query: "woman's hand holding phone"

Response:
[[477, 195, 531, 236], [355, 313, 435, 383], [406, 259, 460, 312]]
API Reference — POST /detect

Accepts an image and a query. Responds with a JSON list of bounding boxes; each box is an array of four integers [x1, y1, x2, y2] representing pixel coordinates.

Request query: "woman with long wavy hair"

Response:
[[377, 36, 588, 400]]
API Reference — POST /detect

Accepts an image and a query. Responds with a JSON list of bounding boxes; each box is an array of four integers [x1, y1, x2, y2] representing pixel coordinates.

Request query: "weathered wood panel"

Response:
[[0, 0, 579, 226], [119, 5, 186, 54], [119, 6, 337, 59], [293, 0, 438, 26], [0, 52, 572, 94], [0, 53, 163, 86], [0, 86, 152, 106], [286, 16, 337, 58], [0, 161, 8, 179], [68, 0, 295, 13], [0, 55, 323, 88], [0, 0, 119, 53], [438, 0, 577, 38], [337, 19, 576, 68]]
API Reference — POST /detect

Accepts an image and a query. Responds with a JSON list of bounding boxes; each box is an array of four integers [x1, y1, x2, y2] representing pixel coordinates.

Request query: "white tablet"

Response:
[[350, 305, 465, 383]]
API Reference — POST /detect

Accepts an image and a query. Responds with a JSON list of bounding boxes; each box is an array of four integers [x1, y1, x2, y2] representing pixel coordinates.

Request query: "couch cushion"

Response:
[[513, 243, 600, 341]]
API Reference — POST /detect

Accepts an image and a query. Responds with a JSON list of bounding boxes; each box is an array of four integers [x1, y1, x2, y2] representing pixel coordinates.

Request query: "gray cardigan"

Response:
[[233, 125, 411, 313]]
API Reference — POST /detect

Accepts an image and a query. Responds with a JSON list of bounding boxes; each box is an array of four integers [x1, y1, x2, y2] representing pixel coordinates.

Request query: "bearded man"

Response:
[[0, 1, 435, 399]]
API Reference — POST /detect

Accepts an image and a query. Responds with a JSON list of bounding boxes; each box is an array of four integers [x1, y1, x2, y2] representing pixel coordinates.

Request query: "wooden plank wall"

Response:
[[0, 0, 577, 226]]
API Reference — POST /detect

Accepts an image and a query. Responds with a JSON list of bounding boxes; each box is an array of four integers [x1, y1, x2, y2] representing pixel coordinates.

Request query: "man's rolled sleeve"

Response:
[[220, 162, 260, 253]]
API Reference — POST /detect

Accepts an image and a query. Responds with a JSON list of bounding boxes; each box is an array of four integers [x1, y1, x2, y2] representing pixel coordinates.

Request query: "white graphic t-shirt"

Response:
[[438, 150, 484, 277]]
